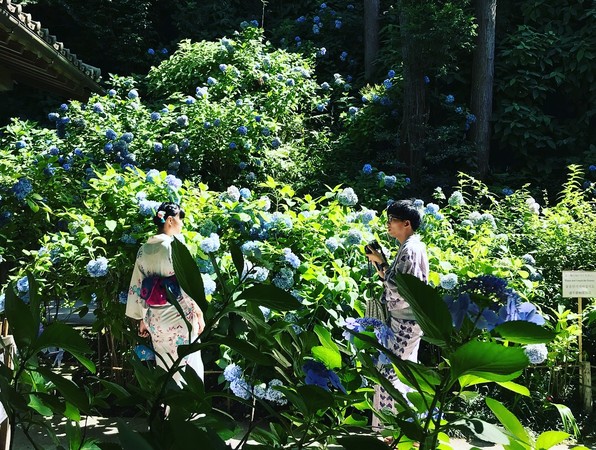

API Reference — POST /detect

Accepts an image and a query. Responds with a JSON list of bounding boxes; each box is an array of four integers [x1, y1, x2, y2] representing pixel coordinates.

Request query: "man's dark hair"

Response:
[[386, 199, 422, 231]]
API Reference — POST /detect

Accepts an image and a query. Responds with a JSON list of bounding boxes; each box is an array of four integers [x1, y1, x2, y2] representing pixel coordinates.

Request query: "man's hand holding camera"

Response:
[[365, 241, 390, 280]]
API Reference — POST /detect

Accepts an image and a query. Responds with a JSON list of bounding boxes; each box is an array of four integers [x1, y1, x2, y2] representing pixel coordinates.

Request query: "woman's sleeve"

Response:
[[126, 250, 147, 320]]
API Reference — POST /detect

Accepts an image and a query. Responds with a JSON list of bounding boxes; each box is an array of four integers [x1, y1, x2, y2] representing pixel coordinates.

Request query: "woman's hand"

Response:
[[138, 320, 150, 338], [196, 310, 206, 335]]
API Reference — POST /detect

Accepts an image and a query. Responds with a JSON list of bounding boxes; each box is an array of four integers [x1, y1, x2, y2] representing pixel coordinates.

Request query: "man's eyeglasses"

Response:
[[387, 215, 404, 223]]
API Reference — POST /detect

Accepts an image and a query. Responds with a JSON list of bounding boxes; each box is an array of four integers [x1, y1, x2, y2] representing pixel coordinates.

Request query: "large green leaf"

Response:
[[493, 321, 556, 344], [4, 281, 36, 348], [452, 419, 509, 445], [213, 337, 276, 366], [37, 366, 90, 412], [449, 341, 529, 385], [229, 241, 245, 279], [311, 346, 341, 369], [535, 431, 570, 449], [238, 285, 302, 311], [34, 322, 96, 373], [172, 237, 207, 313], [295, 385, 335, 415], [27, 393, 53, 416], [117, 421, 153, 450], [486, 397, 531, 447], [393, 273, 453, 347]]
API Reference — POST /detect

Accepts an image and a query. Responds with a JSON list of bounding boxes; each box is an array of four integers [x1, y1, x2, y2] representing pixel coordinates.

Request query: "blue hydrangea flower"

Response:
[[48, 112, 60, 121], [127, 89, 139, 100], [108, 89, 117, 97], [502, 187, 514, 196], [320, 82, 330, 90], [120, 234, 136, 244], [241, 241, 262, 258], [273, 268, 294, 290], [244, 264, 269, 283], [230, 378, 252, 400], [139, 199, 161, 216], [303, 360, 346, 393], [121, 132, 134, 143], [165, 174, 182, 190], [345, 229, 362, 245], [200, 233, 221, 253], [522, 254, 536, 266], [105, 128, 118, 140], [448, 191, 465, 206], [237, 125, 248, 136], [229, 142, 237, 149], [383, 79, 393, 89], [337, 187, 358, 206], [271, 138, 281, 149], [147, 48, 155, 55], [424, 75, 430, 84], [445, 94, 455, 104], [224, 363, 243, 382], [150, 112, 161, 121], [16, 276, 29, 294], [424, 203, 440, 215], [224, 185, 241, 202], [86, 257, 109, 277], [348, 106, 358, 115], [325, 237, 339, 252], [524, 344, 548, 364], [202, 274, 216, 295], [283, 248, 301, 269], [362, 164, 373, 174], [440, 273, 458, 290], [239, 188, 251, 200], [268, 212, 293, 231], [335, 20, 342, 29], [16, 140, 27, 149], [384, 175, 397, 188], [93, 103, 104, 114], [589, 165, 596, 172], [119, 291, 128, 304], [359, 209, 376, 224], [153, 142, 163, 152], [177, 115, 189, 127], [265, 379, 287, 405], [12, 178, 33, 201]]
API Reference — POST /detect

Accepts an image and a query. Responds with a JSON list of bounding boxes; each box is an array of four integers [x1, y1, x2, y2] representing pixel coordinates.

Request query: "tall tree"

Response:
[[470, 0, 497, 178], [363, 0, 380, 80]]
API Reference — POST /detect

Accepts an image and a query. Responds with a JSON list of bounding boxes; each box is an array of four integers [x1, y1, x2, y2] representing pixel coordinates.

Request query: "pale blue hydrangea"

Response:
[[127, 89, 139, 99], [224, 186, 241, 202], [165, 174, 182, 190], [176, 115, 189, 127], [257, 306, 271, 322], [146, 169, 160, 184], [12, 178, 33, 201], [202, 274, 216, 295], [253, 384, 267, 399], [524, 343, 548, 364], [424, 203, 440, 215], [86, 257, 109, 277], [345, 229, 362, 245], [268, 212, 293, 230], [265, 379, 287, 405], [118, 291, 128, 304], [476, 213, 497, 229], [362, 164, 373, 174], [337, 187, 358, 206], [461, 219, 473, 228], [359, 209, 376, 224], [17, 276, 29, 293], [273, 268, 294, 290], [230, 378, 252, 400], [224, 363, 242, 382], [283, 248, 301, 269], [325, 237, 339, 252], [448, 191, 465, 206], [241, 241, 262, 258], [244, 265, 269, 282], [413, 199, 424, 209], [522, 254, 536, 266], [150, 112, 161, 121], [120, 234, 137, 244], [384, 175, 397, 188], [200, 233, 220, 253], [239, 188, 252, 200], [139, 199, 161, 216], [154, 142, 163, 152], [440, 273, 458, 290]]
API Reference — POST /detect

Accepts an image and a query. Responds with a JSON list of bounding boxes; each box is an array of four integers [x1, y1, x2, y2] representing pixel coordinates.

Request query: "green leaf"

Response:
[[338, 435, 390, 450], [296, 385, 335, 415], [493, 321, 556, 344], [27, 393, 53, 416], [229, 241, 244, 278], [117, 420, 153, 450], [172, 237, 207, 313], [312, 346, 341, 369], [4, 281, 36, 348], [34, 322, 96, 373], [105, 220, 117, 232], [452, 419, 510, 445], [496, 381, 530, 396], [213, 337, 275, 366], [393, 273, 453, 347], [238, 285, 301, 311], [535, 431, 570, 449], [450, 341, 528, 384], [486, 397, 531, 446], [37, 366, 89, 412]]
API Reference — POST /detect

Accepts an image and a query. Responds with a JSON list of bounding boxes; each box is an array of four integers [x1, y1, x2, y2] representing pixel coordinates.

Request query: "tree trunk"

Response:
[[363, 0, 380, 81], [398, 3, 427, 180], [470, 0, 497, 178]]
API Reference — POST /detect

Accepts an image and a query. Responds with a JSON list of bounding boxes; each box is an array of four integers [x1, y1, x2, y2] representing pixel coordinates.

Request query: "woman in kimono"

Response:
[[365, 199, 429, 432], [126, 202, 205, 384]]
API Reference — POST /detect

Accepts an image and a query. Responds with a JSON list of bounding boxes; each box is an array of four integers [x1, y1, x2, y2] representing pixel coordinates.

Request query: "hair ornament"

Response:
[[156, 210, 166, 223]]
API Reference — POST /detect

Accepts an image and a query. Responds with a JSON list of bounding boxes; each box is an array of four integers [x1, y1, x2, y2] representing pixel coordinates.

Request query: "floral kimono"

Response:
[[372, 234, 429, 430], [126, 233, 203, 383]]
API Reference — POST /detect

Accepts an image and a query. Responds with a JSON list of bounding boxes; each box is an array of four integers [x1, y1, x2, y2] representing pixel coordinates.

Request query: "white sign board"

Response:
[[562, 271, 596, 298]]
